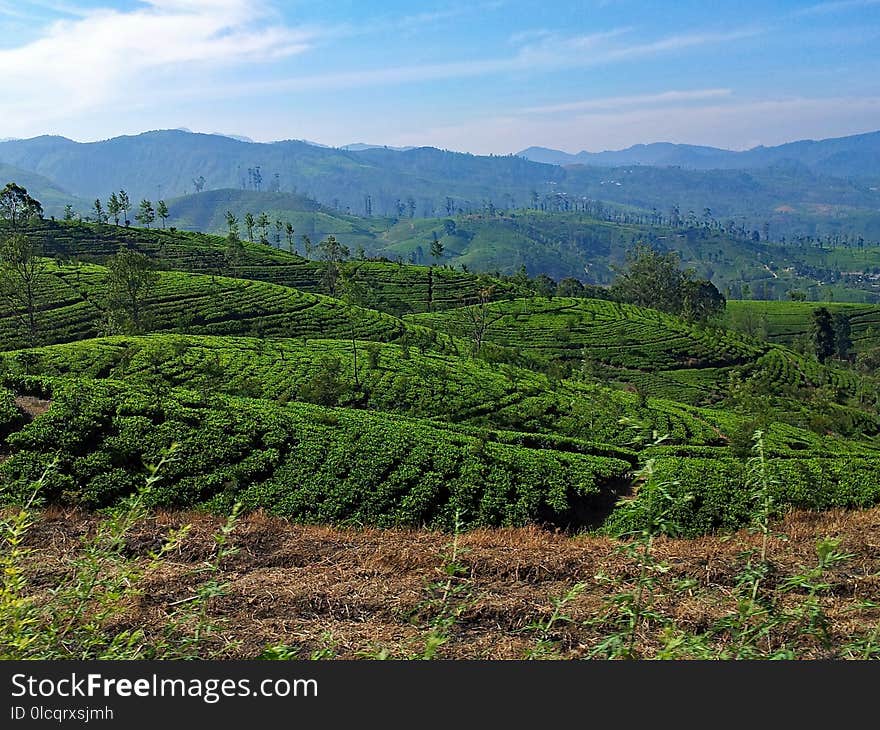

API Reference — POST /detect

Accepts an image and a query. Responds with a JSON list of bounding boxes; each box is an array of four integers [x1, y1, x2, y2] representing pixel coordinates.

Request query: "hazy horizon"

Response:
[[2, 124, 879, 159]]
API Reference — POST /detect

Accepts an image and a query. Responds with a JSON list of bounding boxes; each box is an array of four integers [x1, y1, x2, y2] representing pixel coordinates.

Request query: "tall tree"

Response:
[[105, 248, 159, 333], [0, 233, 46, 344], [284, 222, 295, 253], [810, 307, 836, 363], [455, 281, 504, 357], [135, 199, 155, 228], [93, 198, 106, 225], [316, 235, 349, 295], [118, 190, 131, 226], [107, 192, 122, 225], [339, 272, 374, 388], [256, 212, 270, 245], [156, 200, 169, 229], [610, 244, 685, 313], [225, 211, 240, 241], [681, 279, 726, 323], [0, 183, 43, 228], [224, 211, 244, 277], [430, 233, 444, 265], [833, 312, 853, 361], [225, 235, 245, 278], [244, 213, 256, 243]]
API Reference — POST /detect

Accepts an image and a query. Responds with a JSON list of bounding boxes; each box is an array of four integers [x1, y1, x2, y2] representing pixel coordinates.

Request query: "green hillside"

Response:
[[6, 219, 513, 315], [165, 188, 386, 254], [0, 376, 633, 529], [407, 297, 880, 437], [1, 164, 82, 215], [725, 300, 880, 352], [408, 297, 764, 402], [148, 196, 880, 300], [1, 210, 880, 538], [0, 333, 741, 448], [0, 261, 448, 351]]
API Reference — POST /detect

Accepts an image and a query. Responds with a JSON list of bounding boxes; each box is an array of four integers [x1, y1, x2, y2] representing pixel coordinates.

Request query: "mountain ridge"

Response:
[[517, 129, 880, 177]]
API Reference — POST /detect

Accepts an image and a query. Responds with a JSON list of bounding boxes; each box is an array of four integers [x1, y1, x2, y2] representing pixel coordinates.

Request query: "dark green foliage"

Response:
[[606, 455, 880, 537], [0, 213, 878, 538], [0, 183, 42, 229], [811, 307, 836, 363], [610, 243, 725, 322], [104, 249, 159, 334], [0, 377, 632, 529], [833, 312, 853, 360], [3, 219, 511, 316], [0, 233, 47, 344]]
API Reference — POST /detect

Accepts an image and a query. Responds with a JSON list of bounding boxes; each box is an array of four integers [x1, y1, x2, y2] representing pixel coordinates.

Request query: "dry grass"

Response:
[[17, 506, 880, 659]]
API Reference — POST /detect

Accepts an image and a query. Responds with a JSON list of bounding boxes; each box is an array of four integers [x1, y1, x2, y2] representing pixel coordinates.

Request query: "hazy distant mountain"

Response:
[[341, 143, 417, 152], [518, 130, 880, 179], [0, 162, 82, 216], [1, 129, 879, 240], [0, 130, 565, 215], [212, 133, 255, 143], [519, 143, 737, 168]]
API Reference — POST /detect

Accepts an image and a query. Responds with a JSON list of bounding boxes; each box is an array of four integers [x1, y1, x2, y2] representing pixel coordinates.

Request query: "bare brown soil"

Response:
[[14, 395, 51, 419], [19, 507, 880, 659]]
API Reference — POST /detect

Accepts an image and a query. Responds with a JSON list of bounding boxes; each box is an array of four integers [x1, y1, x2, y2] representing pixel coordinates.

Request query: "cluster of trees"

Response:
[[608, 244, 726, 322], [225, 210, 296, 251], [497, 265, 610, 301], [69, 191, 170, 229], [237, 167, 282, 193], [0, 185, 159, 343]]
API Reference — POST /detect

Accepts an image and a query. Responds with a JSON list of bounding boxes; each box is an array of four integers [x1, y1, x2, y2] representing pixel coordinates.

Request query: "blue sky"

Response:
[[1, 0, 879, 152]]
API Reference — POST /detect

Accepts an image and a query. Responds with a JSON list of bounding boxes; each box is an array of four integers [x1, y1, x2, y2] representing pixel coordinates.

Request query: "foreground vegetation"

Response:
[[4, 497, 878, 659]]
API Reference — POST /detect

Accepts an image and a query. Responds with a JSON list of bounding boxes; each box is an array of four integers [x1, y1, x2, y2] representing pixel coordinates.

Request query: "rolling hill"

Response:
[[6, 219, 513, 315]]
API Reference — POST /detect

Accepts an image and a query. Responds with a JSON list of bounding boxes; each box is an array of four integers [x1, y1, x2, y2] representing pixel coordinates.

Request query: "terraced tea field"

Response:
[[725, 300, 880, 352], [1, 222, 879, 539], [8, 220, 509, 314]]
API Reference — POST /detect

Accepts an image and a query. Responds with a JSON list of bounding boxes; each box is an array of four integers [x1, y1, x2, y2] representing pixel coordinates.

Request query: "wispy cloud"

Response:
[[795, 0, 880, 16], [1, 0, 316, 131], [522, 89, 733, 115], [240, 25, 762, 97]]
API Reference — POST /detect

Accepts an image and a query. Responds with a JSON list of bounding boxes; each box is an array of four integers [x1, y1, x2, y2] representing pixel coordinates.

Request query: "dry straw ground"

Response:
[[17, 505, 880, 659]]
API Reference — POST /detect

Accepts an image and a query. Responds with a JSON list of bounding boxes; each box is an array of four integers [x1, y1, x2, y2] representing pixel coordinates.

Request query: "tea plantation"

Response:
[[7, 219, 509, 315], [1, 223, 880, 535]]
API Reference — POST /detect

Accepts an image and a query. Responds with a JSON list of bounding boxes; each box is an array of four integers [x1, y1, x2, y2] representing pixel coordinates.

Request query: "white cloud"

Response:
[[1, 0, 314, 133], [522, 89, 733, 115]]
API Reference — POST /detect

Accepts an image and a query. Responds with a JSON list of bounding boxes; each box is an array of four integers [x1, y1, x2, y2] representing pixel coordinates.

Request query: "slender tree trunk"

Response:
[[351, 321, 359, 387]]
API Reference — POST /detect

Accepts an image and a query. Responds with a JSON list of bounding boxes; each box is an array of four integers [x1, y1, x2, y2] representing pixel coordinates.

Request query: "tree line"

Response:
[[64, 190, 170, 230], [0, 183, 160, 344]]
